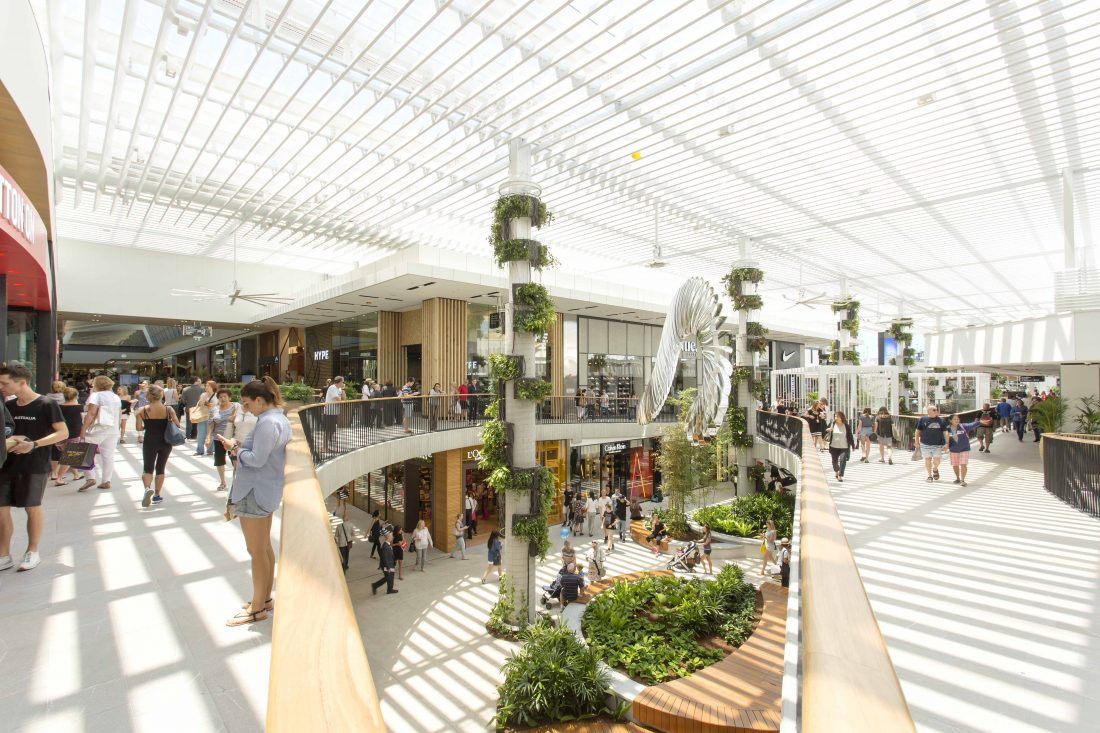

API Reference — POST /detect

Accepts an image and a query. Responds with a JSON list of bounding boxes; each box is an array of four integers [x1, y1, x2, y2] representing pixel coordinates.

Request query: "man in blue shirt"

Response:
[[915, 405, 949, 483], [996, 398, 1012, 433]]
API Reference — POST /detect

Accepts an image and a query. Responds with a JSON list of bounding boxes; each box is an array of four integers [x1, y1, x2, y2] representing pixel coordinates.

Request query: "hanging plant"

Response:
[[489, 196, 551, 243], [840, 319, 860, 338], [746, 321, 768, 337], [731, 366, 752, 386], [720, 405, 753, 449], [492, 238, 556, 270], [902, 378, 915, 390], [842, 349, 860, 364], [746, 336, 769, 353], [927, 377, 940, 387], [749, 380, 767, 401], [478, 419, 509, 471], [722, 267, 764, 298], [733, 294, 763, 311], [513, 283, 557, 337], [514, 378, 552, 402], [748, 463, 768, 484], [488, 353, 521, 382], [887, 320, 913, 341], [831, 300, 851, 314], [888, 357, 897, 366]]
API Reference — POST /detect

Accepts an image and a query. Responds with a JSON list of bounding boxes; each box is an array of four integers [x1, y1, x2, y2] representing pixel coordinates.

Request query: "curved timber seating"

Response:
[[630, 583, 787, 733]]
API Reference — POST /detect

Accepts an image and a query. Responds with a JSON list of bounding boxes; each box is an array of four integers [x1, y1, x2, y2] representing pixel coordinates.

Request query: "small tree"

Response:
[[1072, 396, 1100, 435], [1030, 397, 1067, 434], [658, 389, 717, 538]]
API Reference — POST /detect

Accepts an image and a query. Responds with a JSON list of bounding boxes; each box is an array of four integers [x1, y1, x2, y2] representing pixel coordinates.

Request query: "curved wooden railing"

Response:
[[791, 416, 916, 733], [1040, 432, 1100, 518], [267, 406, 386, 732]]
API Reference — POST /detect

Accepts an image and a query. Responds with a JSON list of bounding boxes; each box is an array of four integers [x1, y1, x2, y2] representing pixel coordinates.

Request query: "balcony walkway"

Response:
[[820, 433, 1100, 733]]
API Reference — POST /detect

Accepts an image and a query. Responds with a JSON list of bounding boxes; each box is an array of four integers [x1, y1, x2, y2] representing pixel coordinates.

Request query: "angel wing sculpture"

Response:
[[637, 277, 732, 436]]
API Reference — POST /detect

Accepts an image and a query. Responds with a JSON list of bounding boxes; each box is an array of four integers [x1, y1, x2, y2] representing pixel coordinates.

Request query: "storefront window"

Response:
[[467, 303, 505, 379], [353, 458, 431, 532], [5, 310, 37, 380], [210, 341, 239, 381], [578, 317, 698, 405], [333, 313, 379, 386]]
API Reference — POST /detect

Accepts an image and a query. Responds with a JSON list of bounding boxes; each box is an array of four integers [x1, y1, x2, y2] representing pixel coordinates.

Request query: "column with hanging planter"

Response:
[[721, 243, 764, 496], [888, 318, 914, 414], [480, 140, 556, 625], [832, 298, 861, 366]]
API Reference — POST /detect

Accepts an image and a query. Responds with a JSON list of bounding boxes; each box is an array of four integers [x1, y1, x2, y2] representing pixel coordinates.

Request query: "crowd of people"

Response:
[[2, 366, 291, 629]]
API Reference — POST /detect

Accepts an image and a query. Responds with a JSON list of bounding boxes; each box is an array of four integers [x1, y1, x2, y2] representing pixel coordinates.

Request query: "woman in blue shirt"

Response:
[[218, 376, 291, 627], [947, 414, 980, 487], [1011, 399, 1029, 442]]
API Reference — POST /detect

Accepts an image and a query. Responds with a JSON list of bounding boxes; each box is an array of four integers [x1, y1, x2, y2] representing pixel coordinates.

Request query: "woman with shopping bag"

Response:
[[78, 376, 122, 492]]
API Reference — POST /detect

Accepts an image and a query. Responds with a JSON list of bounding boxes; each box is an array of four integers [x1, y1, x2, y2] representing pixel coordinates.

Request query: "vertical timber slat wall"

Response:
[[432, 449, 462, 553], [550, 312, 564, 417], [421, 297, 467, 394], [377, 312, 402, 386]]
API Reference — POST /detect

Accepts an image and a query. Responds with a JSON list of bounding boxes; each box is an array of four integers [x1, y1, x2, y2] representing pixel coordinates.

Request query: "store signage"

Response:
[[0, 176, 37, 245], [313, 349, 330, 360], [489, 312, 502, 330], [1018, 375, 1045, 383], [465, 448, 481, 460], [771, 341, 803, 369], [181, 325, 212, 338], [681, 341, 697, 354], [603, 442, 628, 454]]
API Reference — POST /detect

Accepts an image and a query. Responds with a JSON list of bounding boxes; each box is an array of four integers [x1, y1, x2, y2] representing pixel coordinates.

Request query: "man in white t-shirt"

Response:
[[597, 488, 611, 517], [464, 491, 478, 539], [323, 377, 345, 452]]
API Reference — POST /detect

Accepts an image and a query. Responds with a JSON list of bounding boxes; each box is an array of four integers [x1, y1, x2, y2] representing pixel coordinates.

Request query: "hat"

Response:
[[780, 537, 790, 545]]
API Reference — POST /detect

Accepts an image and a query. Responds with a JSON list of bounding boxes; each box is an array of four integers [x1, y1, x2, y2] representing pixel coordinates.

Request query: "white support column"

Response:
[[735, 238, 756, 495], [837, 277, 851, 366], [502, 139, 537, 623]]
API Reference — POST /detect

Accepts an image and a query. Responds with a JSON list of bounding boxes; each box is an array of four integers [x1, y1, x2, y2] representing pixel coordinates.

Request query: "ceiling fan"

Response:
[[171, 230, 293, 306], [782, 266, 829, 309]]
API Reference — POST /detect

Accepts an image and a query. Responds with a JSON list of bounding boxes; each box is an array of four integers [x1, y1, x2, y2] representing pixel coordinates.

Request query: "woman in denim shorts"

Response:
[[218, 376, 291, 627]]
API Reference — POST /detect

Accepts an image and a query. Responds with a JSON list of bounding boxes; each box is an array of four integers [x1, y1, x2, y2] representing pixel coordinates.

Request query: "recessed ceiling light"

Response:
[[917, 92, 936, 106]]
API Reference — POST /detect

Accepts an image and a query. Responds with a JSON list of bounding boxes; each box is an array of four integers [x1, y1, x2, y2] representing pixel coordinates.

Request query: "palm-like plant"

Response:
[[1072, 396, 1100, 435], [1030, 397, 1067, 434]]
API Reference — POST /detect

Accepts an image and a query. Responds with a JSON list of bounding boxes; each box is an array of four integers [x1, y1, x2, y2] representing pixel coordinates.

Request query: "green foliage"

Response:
[[842, 349, 860, 364], [514, 283, 557, 337], [841, 319, 860, 338], [749, 380, 767, 402], [514, 378, 552, 402], [486, 575, 525, 640], [746, 321, 768, 337], [493, 238, 556, 270], [888, 357, 897, 366], [748, 462, 768, 484], [887, 319, 913, 341], [733, 294, 763, 311], [582, 566, 757, 684], [344, 383, 361, 400], [693, 492, 795, 538], [990, 386, 1003, 400], [659, 390, 717, 538], [1031, 397, 1067, 434], [279, 382, 315, 401], [731, 366, 752, 386], [1072, 396, 1100, 435], [493, 620, 616, 729], [478, 419, 508, 472], [720, 405, 753, 449], [746, 336, 769, 353], [723, 267, 764, 286], [488, 352, 520, 382], [807, 391, 819, 402]]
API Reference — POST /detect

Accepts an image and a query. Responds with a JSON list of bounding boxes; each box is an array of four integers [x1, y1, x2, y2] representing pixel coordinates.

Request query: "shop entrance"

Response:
[[403, 344, 421, 384], [462, 450, 500, 541]]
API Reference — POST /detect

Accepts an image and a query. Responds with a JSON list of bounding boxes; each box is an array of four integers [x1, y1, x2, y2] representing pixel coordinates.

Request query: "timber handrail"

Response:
[[795, 416, 916, 733], [267, 406, 386, 732]]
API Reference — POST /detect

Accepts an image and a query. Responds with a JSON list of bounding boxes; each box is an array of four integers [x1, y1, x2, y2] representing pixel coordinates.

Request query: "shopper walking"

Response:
[[1012, 398, 1029, 441], [874, 407, 894, 464], [575, 390, 587, 420], [400, 378, 419, 434], [428, 382, 443, 431], [392, 526, 406, 580], [468, 377, 483, 421], [825, 411, 855, 482], [585, 491, 599, 538], [602, 507, 617, 553], [210, 389, 239, 491], [0, 365, 68, 572], [164, 378, 180, 417], [51, 388, 84, 486], [613, 489, 628, 542], [367, 510, 382, 558], [136, 384, 181, 507], [371, 529, 398, 595], [599, 390, 610, 419], [572, 491, 587, 536], [78, 375, 122, 491], [759, 518, 778, 576], [779, 538, 792, 588], [481, 529, 503, 583], [856, 407, 875, 462], [116, 386, 132, 443], [996, 397, 1012, 433], [700, 524, 714, 574], [915, 405, 950, 482], [220, 377, 291, 627], [191, 381, 216, 456], [323, 376, 345, 452], [334, 511, 352, 574], [976, 402, 998, 453], [449, 512, 469, 559], [46, 380, 65, 403], [132, 381, 149, 444], [412, 519, 433, 571], [181, 377, 204, 440], [947, 414, 978, 487], [465, 491, 478, 539]]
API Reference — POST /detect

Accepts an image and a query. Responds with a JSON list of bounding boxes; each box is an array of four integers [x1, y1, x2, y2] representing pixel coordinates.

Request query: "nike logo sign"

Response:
[[782, 350, 796, 361]]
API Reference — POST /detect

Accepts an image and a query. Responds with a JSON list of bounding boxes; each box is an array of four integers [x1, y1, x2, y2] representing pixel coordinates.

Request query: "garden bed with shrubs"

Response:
[[580, 566, 759, 685], [692, 492, 795, 539]]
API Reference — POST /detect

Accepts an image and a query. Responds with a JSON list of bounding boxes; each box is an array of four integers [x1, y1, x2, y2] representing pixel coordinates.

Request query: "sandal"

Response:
[[226, 608, 269, 627], [98, 482, 111, 490], [240, 598, 275, 612], [78, 479, 97, 492]]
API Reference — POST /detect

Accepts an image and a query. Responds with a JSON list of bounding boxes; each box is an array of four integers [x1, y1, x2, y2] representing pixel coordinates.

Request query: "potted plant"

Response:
[[279, 382, 315, 412]]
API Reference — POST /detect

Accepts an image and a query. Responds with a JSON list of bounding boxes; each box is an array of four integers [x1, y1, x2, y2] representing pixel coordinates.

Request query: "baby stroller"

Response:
[[666, 541, 700, 572], [541, 576, 564, 609]]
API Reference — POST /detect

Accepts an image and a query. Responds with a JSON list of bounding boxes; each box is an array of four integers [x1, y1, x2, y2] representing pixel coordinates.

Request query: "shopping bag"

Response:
[[60, 441, 98, 469]]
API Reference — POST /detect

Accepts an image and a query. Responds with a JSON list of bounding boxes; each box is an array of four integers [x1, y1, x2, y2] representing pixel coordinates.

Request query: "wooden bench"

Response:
[[578, 569, 673, 602], [629, 519, 670, 552], [630, 583, 788, 733], [519, 721, 652, 733]]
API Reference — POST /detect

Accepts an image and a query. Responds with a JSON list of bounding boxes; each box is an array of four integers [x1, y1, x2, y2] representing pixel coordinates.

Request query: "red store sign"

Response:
[[0, 162, 50, 311]]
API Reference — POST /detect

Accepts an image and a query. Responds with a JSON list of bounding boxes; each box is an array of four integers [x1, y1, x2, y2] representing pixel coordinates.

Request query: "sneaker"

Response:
[[953, 479, 961, 484], [151, 496, 164, 504], [961, 481, 968, 487], [142, 490, 154, 508], [18, 551, 40, 572], [0, 555, 13, 571], [926, 476, 934, 483]]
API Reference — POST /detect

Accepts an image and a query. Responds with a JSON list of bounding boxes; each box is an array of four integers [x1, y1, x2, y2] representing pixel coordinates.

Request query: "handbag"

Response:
[[165, 418, 186, 447], [190, 395, 211, 423], [759, 539, 766, 555], [60, 441, 98, 469], [223, 406, 237, 439]]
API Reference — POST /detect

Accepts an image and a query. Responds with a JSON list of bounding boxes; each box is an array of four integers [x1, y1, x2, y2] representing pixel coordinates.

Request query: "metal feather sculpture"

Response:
[[637, 277, 732, 437]]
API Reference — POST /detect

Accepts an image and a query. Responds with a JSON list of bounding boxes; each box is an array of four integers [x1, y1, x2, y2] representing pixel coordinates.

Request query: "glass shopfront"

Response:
[[5, 310, 37, 378], [352, 456, 432, 532], [571, 438, 659, 500], [577, 317, 696, 409], [333, 313, 378, 385]]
